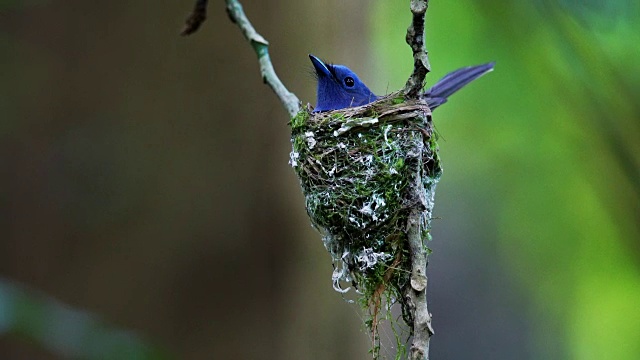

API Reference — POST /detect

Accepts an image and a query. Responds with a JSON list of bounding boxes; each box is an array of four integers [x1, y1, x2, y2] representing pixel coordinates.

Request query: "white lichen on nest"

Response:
[[289, 93, 442, 333]]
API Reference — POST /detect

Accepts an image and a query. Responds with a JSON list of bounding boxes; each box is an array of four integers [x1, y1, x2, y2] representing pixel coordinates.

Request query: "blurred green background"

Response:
[[1, 0, 638, 359]]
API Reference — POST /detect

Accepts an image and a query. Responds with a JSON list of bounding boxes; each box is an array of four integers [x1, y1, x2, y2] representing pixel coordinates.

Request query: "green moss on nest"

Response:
[[289, 109, 309, 131], [289, 94, 442, 349]]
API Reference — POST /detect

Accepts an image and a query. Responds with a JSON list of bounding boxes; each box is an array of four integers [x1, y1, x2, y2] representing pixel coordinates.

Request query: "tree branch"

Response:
[[405, 209, 434, 360], [403, 0, 431, 98], [404, 118, 435, 360], [402, 2, 436, 358], [181, 0, 301, 117], [225, 0, 300, 116], [181, 0, 208, 36]]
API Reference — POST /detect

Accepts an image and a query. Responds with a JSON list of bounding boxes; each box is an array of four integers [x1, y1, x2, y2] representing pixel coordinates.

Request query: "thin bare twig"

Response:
[[226, 0, 300, 117], [181, 0, 301, 116], [403, 0, 431, 98], [181, 0, 208, 36], [225, 0, 300, 116]]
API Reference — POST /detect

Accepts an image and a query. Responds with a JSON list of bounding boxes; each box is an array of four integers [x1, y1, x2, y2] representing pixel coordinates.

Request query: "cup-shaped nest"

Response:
[[289, 93, 442, 311]]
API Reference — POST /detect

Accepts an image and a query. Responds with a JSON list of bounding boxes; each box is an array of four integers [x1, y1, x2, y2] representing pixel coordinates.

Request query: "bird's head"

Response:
[[309, 54, 377, 112]]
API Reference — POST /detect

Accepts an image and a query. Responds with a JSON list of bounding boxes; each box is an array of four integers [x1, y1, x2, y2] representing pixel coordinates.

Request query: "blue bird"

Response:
[[309, 54, 494, 112]]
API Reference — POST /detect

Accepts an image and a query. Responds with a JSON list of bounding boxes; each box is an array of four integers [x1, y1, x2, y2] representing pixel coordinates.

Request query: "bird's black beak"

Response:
[[309, 54, 331, 78]]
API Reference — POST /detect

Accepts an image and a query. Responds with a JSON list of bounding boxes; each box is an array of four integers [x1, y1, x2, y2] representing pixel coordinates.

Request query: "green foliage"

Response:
[[0, 279, 171, 359]]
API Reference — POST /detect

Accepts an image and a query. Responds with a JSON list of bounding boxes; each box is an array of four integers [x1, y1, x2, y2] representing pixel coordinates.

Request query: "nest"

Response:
[[289, 93, 442, 337]]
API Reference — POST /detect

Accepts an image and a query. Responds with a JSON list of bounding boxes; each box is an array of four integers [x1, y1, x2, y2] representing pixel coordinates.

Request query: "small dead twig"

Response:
[[181, 0, 208, 36]]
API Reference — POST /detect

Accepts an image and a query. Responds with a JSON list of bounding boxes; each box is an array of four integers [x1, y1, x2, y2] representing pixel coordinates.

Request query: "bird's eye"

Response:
[[344, 77, 355, 87]]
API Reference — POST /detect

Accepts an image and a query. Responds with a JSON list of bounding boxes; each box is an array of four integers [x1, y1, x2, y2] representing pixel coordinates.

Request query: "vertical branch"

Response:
[[404, 3, 434, 357], [405, 210, 434, 360], [403, 0, 431, 98], [404, 122, 435, 360]]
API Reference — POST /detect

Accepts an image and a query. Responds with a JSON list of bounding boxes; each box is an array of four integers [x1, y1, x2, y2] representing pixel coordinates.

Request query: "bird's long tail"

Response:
[[424, 62, 495, 110]]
